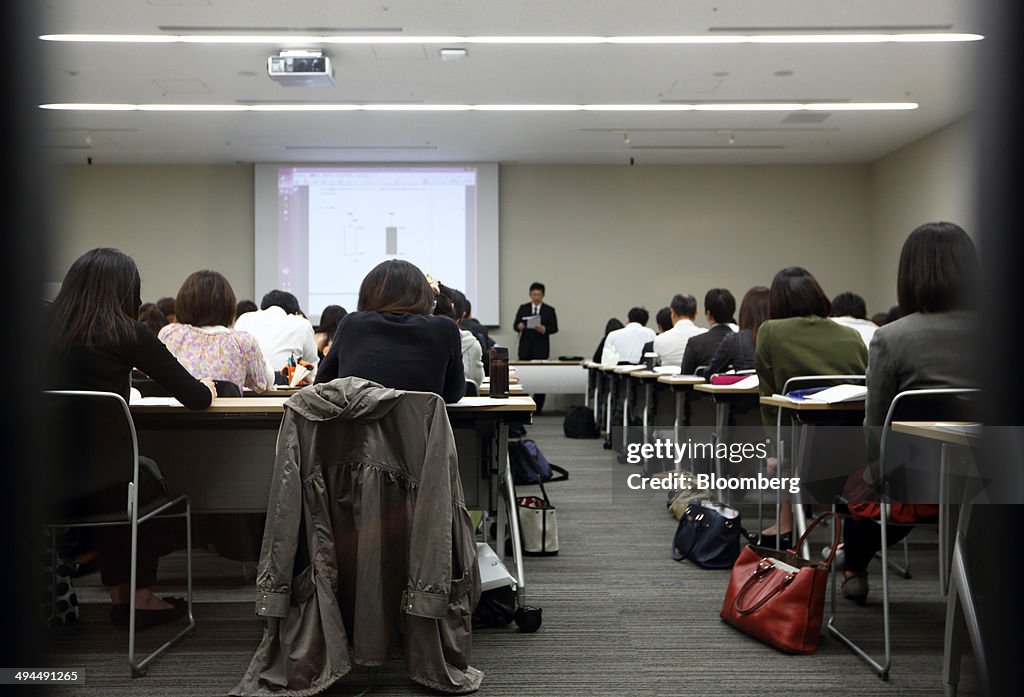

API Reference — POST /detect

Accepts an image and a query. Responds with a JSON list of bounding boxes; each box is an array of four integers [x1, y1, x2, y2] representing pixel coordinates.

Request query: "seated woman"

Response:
[[754, 267, 868, 547], [314, 304, 347, 359], [44, 248, 216, 628], [138, 302, 168, 335], [437, 284, 484, 388], [840, 222, 978, 603], [159, 270, 274, 395], [706, 286, 769, 375], [315, 259, 466, 403], [593, 318, 624, 363]]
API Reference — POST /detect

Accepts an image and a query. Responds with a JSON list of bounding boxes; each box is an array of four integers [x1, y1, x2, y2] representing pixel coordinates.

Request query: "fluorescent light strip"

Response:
[[38, 33, 983, 45], [39, 102, 919, 112]]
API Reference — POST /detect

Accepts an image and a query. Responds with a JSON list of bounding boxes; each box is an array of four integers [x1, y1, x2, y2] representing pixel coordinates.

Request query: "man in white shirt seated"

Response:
[[601, 307, 657, 365], [653, 294, 707, 368], [234, 290, 319, 383], [829, 291, 877, 347]]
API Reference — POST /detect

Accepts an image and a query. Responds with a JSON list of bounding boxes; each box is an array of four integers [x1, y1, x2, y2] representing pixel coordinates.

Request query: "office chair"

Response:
[[213, 380, 241, 398], [826, 387, 980, 680], [43, 390, 194, 677], [464, 380, 479, 397]]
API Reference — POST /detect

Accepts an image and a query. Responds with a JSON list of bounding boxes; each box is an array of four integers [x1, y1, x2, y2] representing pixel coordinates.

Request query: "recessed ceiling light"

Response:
[[39, 102, 919, 112], [439, 48, 468, 61], [38, 32, 984, 45]]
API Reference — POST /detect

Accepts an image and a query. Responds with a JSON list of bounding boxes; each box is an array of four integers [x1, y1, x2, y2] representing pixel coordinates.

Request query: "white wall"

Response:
[[52, 162, 878, 359], [867, 118, 976, 314]]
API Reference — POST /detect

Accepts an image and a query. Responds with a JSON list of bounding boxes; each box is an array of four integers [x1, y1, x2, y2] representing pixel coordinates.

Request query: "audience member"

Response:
[[138, 302, 168, 335], [43, 248, 215, 628], [870, 311, 889, 327], [461, 299, 494, 374], [830, 291, 877, 347], [601, 307, 656, 365], [753, 267, 867, 547], [707, 286, 769, 375], [234, 290, 319, 383], [437, 284, 484, 387], [885, 304, 902, 324], [593, 318, 624, 363], [652, 294, 706, 368], [315, 260, 466, 403], [840, 222, 978, 603], [681, 288, 737, 375], [156, 296, 176, 324], [314, 304, 347, 358], [158, 270, 274, 394], [236, 299, 258, 318]]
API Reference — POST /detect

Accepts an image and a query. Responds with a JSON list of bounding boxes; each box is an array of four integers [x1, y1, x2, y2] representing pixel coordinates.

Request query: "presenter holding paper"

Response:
[[514, 282, 558, 413]]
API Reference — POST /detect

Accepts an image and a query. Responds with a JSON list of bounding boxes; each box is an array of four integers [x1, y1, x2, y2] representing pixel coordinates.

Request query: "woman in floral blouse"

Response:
[[159, 270, 274, 394]]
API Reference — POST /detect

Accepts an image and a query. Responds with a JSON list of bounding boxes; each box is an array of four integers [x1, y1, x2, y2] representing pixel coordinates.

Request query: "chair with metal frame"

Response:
[[826, 387, 980, 681], [767, 374, 867, 556], [43, 390, 195, 677]]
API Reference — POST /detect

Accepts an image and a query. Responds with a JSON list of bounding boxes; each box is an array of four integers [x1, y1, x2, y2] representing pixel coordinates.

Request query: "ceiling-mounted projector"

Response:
[[267, 50, 334, 87]]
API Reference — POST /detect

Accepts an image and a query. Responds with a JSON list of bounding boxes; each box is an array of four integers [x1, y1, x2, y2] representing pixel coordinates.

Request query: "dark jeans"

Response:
[[63, 456, 169, 588], [843, 517, 918, 573]]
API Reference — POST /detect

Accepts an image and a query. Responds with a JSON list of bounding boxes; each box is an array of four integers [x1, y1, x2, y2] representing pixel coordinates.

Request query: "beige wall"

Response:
[[52, 162, 878, 358], [867, 118, 976, 314], [48, 165, 255, 304]]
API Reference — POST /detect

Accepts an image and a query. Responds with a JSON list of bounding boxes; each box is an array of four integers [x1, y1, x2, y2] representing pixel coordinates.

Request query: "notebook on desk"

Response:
[[778, 384, 867, 403]]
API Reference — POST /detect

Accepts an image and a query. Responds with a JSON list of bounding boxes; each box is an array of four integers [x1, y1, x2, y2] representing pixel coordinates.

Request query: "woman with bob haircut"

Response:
[[840, 222, 979, 604], [315, 259, 466, 403], [752, 266, 867, 548], [159, 270, 274, 394], [44, 248, 216, 628]]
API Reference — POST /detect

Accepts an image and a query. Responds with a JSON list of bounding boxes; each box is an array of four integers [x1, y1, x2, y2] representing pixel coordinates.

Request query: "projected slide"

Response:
[[275, 167, 478, 317]]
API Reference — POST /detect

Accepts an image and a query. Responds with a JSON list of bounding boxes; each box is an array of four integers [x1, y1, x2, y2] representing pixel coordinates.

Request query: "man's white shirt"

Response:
[[830, 316, 878, 348], [601, 322, 657, 366], [653, 319, 707, 368], [234, 305, 320, 377]]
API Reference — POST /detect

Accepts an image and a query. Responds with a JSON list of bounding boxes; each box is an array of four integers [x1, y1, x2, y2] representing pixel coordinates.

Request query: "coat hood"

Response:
[[286, 376, 402, 422]]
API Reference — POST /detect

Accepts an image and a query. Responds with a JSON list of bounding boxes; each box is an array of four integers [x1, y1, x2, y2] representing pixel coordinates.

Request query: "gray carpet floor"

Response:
[[43, 415, 980, 696]]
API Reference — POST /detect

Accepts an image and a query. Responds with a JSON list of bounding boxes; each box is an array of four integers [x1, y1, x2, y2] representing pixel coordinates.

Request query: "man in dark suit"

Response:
[[513, 282, 558, 413], [681, 288, 736, 375]]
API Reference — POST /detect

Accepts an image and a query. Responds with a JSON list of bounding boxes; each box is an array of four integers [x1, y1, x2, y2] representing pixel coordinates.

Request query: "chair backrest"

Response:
[[214, 380, 241, 397], [781, 374, 867, 394], [879, 388, 981, 500], [464, 380, 479, 397], [42, 390, 139, 512]]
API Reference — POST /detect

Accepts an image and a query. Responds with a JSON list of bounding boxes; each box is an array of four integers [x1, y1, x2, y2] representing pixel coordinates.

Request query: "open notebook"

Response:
[[776, 383, 867, 404]]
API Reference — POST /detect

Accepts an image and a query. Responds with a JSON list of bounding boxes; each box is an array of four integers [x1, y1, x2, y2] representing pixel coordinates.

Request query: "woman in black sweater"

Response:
[[316, 259, 466, 403], [45, 248, 216, 628]]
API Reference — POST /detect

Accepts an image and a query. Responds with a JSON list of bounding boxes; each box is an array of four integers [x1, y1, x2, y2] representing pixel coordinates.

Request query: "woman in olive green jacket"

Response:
[[753, 267, 867, 546]]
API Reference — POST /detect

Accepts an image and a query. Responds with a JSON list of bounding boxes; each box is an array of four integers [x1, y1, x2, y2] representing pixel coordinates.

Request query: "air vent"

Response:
[[285, 145, 439, 151], [781, 113, 833, 124], [629, 145, 784, 151]]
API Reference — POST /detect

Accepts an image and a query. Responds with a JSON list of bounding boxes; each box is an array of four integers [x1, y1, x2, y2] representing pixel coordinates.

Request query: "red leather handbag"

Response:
[[719, 512, 840, 654]]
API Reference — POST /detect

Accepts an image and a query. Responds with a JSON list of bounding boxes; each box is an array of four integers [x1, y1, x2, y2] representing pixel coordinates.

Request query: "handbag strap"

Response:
[[789, 511, 842, 567], [733, 559, 797, 615]]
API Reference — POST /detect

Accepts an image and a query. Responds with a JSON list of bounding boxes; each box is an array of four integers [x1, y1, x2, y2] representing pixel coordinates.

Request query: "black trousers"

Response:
[[63, 457, 169, 588], [843, 516, 920, 574]]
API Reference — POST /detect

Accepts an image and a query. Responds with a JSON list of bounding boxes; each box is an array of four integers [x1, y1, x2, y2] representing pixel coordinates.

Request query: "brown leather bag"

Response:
[[719, 512, 840, 654]]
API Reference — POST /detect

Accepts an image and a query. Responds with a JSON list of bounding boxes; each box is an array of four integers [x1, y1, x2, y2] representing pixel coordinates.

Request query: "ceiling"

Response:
[[39, 1, 982, 165]]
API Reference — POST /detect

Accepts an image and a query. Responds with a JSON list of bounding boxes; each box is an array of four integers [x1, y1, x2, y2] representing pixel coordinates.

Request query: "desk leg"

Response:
[[605, 383, 613, 438], [502, 431, 528, 606], [714, 400, 728, 486], [496, 424, 508, 563], [944, 502, 986, 696], [793, 421, 812, 560], [622, 378, 630, 446], [642, 383, 652, 472], [673, 392, 682, 469]]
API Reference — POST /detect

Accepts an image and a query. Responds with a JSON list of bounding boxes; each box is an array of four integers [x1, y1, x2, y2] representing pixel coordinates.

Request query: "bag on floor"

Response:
[[563, 405, 600, 439], [661, 471, 717, 519], [473, 586, 517, 628], [672, 500, 741, 569], [516, 484, 559, 556], [719, 512, 840, 654], [509, 439, 568, 485]]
